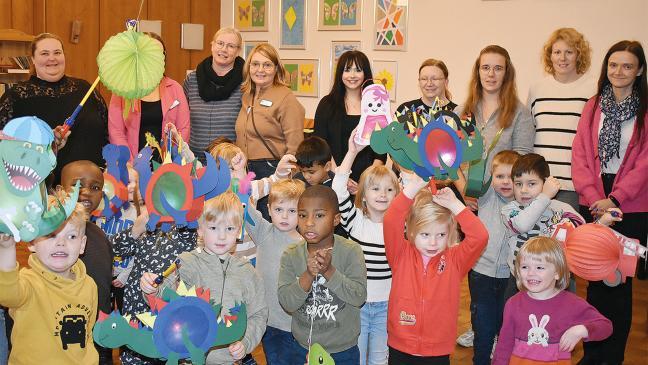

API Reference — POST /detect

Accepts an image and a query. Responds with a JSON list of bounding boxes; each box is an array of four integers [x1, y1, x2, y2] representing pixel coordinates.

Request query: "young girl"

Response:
[[141, 191, 268, 364], [332, 134, 399, 365], [383, 174, 488, 364], [492, 237, 612, 364]]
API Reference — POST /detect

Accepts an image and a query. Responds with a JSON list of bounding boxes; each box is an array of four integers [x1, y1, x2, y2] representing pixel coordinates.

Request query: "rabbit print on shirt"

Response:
[[527, 314, 550, 347]]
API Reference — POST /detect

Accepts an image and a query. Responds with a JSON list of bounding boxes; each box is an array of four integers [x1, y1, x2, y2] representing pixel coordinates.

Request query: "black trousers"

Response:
[[578, 173, 647, 365], [388, 347, 449, 365]]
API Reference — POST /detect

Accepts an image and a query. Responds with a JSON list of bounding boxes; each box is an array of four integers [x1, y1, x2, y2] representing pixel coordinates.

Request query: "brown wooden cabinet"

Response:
[[0, 29, 34, 97]]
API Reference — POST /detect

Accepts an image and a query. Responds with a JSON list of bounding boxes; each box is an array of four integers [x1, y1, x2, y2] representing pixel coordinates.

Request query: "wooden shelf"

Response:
[[0, 29, 34, 93]]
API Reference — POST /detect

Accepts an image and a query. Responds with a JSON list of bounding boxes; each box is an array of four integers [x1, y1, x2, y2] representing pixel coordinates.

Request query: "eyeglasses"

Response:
[[250, 61, 276, 71], [213, 40, 240, 51], [480, 65, 505, 74], [418, 77, 445, 84]]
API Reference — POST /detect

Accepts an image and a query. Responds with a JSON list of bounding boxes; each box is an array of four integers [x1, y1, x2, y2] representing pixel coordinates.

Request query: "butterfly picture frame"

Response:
[[283, 59, 320, 97], [318, 0, 362, 30], [234, 0, 269, 31]]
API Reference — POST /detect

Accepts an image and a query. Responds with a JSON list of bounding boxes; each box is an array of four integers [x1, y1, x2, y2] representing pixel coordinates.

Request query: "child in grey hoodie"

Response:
[[141, 191, 268, 364]]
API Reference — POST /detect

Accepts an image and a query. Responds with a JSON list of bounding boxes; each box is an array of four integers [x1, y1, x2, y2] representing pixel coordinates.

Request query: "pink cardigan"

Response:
[[571, 97, 648, 213], [108, 76, 190, 159]]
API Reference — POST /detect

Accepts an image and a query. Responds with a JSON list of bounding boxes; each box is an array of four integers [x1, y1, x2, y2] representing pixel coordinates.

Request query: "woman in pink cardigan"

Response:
[[108, 32, 190, 159], [571, 40, 647, 365]]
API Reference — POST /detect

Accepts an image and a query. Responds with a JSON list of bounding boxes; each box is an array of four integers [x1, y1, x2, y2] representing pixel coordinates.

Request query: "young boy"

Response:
[[0, 197, 99, 364], [465, 150, 520, 364], [246, 179, 305, 365], [294, 136, 334, 187], [501, 153, 584, 272], [141, 191, 268, 363], [278, 185, 367, 364]]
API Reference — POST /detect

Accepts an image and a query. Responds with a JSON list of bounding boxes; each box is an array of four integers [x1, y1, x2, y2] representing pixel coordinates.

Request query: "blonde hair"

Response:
[[491, 150, 521, 172], [241, 43, 287, 94], [462, 45, 519, 130], [269, 179, 305, 206], [542, 28, 592, 75], [200, 191, 244, 229], [208, 142, 243, 168], [212, 27, 242, 49], [47, 190, 88, 236], [515, 236, 570, 291], [354, 164, 399, 215], [406, 189, 458, 247]]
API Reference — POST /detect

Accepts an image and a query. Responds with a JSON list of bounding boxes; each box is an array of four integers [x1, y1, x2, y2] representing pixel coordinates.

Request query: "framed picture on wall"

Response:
[[373, 60, 397, 101], [243, 40, 268, 59], [283, 59, 320, 97], [318, 0, 362, 30], [374, 0, 408, 51], [330, 40, 361, 83], [280, 0, 306, 49], [234, 0, 268, 31]]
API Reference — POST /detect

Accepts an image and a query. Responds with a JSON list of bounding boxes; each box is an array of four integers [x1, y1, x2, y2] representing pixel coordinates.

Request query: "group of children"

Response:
[[0, 126, 622, 365]]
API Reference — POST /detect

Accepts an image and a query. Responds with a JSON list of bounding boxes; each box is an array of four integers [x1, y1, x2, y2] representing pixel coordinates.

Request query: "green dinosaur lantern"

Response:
[[308, 343, 335, 365], [0, 116, 79, 242], [93, 281, 247, 365]]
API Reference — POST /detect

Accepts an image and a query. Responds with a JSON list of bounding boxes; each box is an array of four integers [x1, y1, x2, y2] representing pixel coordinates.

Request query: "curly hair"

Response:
[[542, 28, 592, 75]]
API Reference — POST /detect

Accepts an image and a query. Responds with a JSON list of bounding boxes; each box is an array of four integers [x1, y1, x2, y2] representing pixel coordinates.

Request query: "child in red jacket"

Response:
[[383, 174, 489, 364]]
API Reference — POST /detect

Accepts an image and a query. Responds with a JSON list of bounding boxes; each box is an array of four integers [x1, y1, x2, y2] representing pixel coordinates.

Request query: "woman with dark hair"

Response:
[[0, 32, 108, 185], [108, 32, 190, 160], [455, 45, 534, 365], [314, 50, 386, 185], [397, 58, 457, 114], [572, 40, 647, 365]]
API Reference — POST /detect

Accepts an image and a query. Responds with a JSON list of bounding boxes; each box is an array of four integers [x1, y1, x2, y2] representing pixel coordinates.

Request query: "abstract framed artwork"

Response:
[[373, 60, 397, 101], [280, 0, 306, 49], [234, 0, 268, 31], [318, 0, 362, 31], [243, 40, 268, 59], [330, 41, 361, 83], [374, 0, 408, 51], [283, 59, 320, 97]]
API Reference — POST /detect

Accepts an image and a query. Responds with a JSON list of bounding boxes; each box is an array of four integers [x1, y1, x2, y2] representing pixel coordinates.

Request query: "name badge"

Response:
[[260, 99, 273, 107]]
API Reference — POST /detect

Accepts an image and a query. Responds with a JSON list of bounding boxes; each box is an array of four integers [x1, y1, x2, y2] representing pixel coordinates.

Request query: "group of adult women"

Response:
[[0, 26, 645, 365]]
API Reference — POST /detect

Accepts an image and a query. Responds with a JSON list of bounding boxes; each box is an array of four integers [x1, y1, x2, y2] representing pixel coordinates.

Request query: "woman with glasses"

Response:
[[397, 59, 456, 115], [314, 50, 385, 186], [109, 32, 190, 160], [527, 28, 595, 210], [455, 44, 534, 365], [234, 43, 305, 188], [184, 27, 245, 163]]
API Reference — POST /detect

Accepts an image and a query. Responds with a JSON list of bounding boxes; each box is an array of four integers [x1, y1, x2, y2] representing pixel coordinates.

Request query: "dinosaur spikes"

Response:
[[129, 319, 139, 329], [98, 311, 110, 322], [195, 287, 211, 303]]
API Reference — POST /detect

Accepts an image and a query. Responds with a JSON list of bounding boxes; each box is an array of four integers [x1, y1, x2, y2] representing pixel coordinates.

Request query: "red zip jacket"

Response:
[[384, 192, 489, 356]]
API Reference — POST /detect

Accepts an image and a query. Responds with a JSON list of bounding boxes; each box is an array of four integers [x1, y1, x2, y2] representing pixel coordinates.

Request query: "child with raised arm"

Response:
[[246, 178, 305, 365], [501, 153, 584, 274], [141, 191, 268, 364], [332, 133, 399, 365], [492, 237, 612, 364], [383, 175, 489, 364], [278, 185, 367, 364], [0, 196, 99, 365]]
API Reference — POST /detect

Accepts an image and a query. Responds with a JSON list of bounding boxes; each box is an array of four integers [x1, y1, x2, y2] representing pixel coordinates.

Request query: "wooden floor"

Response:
[[14, 246, 646, 364]]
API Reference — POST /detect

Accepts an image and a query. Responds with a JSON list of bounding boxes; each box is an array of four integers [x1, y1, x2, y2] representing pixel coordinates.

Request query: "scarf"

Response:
[[598, 84, 640, 168], [195, 56, 244, 102]]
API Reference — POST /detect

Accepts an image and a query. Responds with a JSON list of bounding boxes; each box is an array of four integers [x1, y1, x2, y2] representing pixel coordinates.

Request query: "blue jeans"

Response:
[[291, 340, 360, 365], [0, 309, 7, 365], [359, 301, 388, 365], [262, 326, 295, 365], [468, 270, 509, 365]]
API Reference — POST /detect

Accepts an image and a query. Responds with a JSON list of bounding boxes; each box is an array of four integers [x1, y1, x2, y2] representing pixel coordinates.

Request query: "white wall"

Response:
[[222, 0, 648, 118]]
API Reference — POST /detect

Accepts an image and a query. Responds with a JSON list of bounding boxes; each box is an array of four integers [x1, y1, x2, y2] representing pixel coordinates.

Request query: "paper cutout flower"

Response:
[[376, 69, 394, 92]]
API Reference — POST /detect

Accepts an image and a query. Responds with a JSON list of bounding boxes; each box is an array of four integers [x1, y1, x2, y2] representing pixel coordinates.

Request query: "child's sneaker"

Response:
[[456, 328, 474, 347]]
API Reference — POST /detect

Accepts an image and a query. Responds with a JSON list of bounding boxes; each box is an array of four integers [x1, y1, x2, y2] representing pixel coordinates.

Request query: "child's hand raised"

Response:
[[432, 187, 466, 215], [542, 176, 561, 199], [559, 324, 588, 352], [230, 152, 248, 173], [347, 128, 368, 155], [275, 154, 296, 178], [140, 272, 159, 294], [402, 172, 428, 199], [131, 206, 149, 239]]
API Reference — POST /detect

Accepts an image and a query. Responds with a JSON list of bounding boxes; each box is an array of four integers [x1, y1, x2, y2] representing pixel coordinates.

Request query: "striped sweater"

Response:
[[332, 170, 391, 302], [527, 75, 595, 191], [183, 70, 242, 162]]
